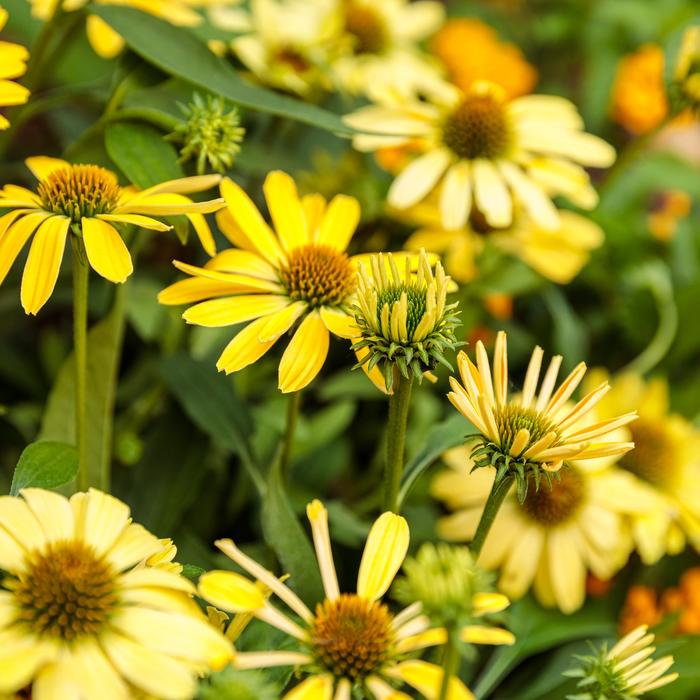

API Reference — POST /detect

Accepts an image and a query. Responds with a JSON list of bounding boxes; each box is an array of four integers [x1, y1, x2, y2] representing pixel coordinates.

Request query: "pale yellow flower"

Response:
[[0, 488, 232, 699], [198, 500, 488, 699], [346, 81, 615, 231], [433, 448, 634, 613], [0, 7, 30, 130]]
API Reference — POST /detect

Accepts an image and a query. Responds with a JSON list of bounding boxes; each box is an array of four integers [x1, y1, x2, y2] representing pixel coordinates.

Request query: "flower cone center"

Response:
[[620, 419, 676, 488], [280, 243, 356, 308], [311, 594, 393, 680], [376, 283, 427, 338], [443, 91, 512, 160], [275, 47, 312, 72], [38, 165, 121, 223], [8, 541, 117, 641], [520, 466, 585, 525], [345, 3, 388, 54], [495, 404, 556, 455]]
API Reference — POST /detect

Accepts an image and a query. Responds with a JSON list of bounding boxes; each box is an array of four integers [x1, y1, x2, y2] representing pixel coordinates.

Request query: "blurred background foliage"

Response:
[[2, 0, 700, 697]]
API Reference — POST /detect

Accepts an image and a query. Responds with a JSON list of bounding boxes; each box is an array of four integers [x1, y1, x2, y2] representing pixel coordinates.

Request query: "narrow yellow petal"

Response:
[[25, 155, 69, 182], [357, 512, 409, 601], [0, 211, 48, 285], [316, 195, 360, 252], [97, 214, 171, 231], [158, 277, 247, 306], [284, 674, 333, 700], [319, 306, 357, 339], [186, 212, 216, 256], [184, 294, 288, 328], [257, 301, 307, 342], [172, 259, 282, 293], [217, 316, 277, 374], [278, 311, 330, 393], [86, 14, 125, 59], [461, 625, 515, 645], [263, 171, 308, 252], [389, 660, 475, 700], [81, 217, 133, 284], [198, 571, 266, 613]]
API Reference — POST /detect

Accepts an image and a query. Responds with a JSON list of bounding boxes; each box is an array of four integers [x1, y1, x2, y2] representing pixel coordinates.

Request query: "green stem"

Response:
[[383, 372, 413, 513], [280, 390, 302, 481], [469, 473, 515, 560], [71, 236, 90, 492], [438, 626, 460, 700]]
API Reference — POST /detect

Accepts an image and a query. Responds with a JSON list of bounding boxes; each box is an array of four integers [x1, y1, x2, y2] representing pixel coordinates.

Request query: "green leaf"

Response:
[[261, 456, 324, 607], [10, 441, 79, 495], [105, 121, 183, 189], [398, 413, 469, 508], [39, 294, 126, 491], [91, 6, 353, 136], [160, 354, 265, 496]]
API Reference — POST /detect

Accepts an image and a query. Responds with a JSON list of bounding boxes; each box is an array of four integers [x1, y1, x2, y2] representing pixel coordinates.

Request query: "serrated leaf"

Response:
[[10, 441, 79, 495]]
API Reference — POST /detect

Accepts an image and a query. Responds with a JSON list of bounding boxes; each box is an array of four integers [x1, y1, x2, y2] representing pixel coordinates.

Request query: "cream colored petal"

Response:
[[198, 570, 266, 613], [357, 512, 409, 601], [32, 660, 81, 700], [78, 488, 131, 557], [0, 494, 46, 551], [548, 525, 586, 613], [0, 524, 30, 572], [440, 161, 471, 230], [499, 525, 543, 599], [498, 161, 559, 231], [68, 639, 129, 700], [118, 567, 194, 594], [235, 651, 312, 670], [473, 159, 512, 229], [20, 488, 74, 544], [263, 171, 308, 252], [21, 215, 70, 315], [388, 149, 452, 210], [278, 311, 330, 393], [306, 500, 339, 600], [0, 630, 57, 694], [105, 523, 161, 571]]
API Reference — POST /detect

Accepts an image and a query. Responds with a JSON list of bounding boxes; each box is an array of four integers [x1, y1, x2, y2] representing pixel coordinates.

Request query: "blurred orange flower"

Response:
[[429, 18, 537, 99]]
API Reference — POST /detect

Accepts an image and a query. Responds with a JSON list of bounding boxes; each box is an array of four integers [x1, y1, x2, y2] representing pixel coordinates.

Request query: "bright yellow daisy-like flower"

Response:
[[0, 488, 232, 699], [580, 370, 700, 565], [0, 6, 30, 130], [159, 170, 396, 394], [448, 331, 636, 493], [402, 197, 604, 284], [433, 448, 634, 613], [199, 500, 503, 699], [345, 81, 615, 231], [0, 156, 223, 315], [29, 0, 206, 59]]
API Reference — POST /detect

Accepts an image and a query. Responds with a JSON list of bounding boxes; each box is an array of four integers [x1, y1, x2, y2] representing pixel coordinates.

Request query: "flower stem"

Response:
[[383, 372, 413, 513], [71, 236, 89, 492], [280, 390, 302, 481], [470, 473, 515, 560], [438, 626, 460, 700]]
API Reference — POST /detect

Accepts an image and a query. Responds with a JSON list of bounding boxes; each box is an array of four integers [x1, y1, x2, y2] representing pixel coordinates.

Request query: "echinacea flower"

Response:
[[0, 157, 223, 315], [0, 6, 30, 130], [0, 488, 232, 699], [402, 197, 604, 285], [564, 625, 678, 698], [579, 370, 700, 565], [433, 447, 634, 613], [198, 500, 481, 699], [159, 170, 408, 393], [29, 0, 205, 59], [353, 249, 461, 388], [673, 26, 700, 113], [345, 80, 615, 231], [448, 331, 636, 495]]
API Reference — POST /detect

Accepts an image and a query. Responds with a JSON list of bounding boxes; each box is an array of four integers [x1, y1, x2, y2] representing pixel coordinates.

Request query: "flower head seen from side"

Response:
[[0, 6, 30, 130], [402, 197, 605, 285], [448, 331, 636, 498], [564, 625, 678, 699], [345, 80, 616, 231], [0, 488, 232, 699], [29, 0, 204, 59], [433, 448, 635, 613], [198, 500, 476, 699], [673, 25, 700, 114], [0, 157, 223, 315], [353, 249, 461, 390], [159, 171, 395, 394], [581, 370, 700, 565]]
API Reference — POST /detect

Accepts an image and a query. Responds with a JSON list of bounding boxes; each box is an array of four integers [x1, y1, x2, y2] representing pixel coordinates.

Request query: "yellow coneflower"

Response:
[[345, 80, 615, 231], [0, 488, 232, 699], [448, 331, 636, 492], [433, 447, 635, 613], [29, 0, 205, 59], [0, 157, 223, 315], [564, 625, 678, 698], [0, 6, 30, 130], [198, 500, 491, 699], [158, 170, 416, 394], [353, 249, 460, 389], [673, 26, 700, 113]]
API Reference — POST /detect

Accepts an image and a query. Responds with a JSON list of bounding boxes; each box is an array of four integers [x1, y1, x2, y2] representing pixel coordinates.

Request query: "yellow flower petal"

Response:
[[472, 592, 510, 616], [319, 306, 357, 339], [198, 571, 266, 613], [278, 311, 329, 393], [24, 156, 70, 182], [82, 217, 133, 284], [67, 638, 130, 700], [0, 211, 48, 285], [76, 489, 131, 557], [263, 171, 308, 252], [20, 215, 70, 315], [316, 194, 360, 252], [105, 523, 161, 572], [216, 316, 278, 374], [284, 674, 334, 700], [158, 277, 247, 305], [187, 213, 216, 256], [257, 301, 307, 342], [357, 511, 409, 601], [97, 214, 171, 231], [0, 526, 28, 572], [388, 149, 452, 210], [86, 14, 125, 59], [184, 294, 289, 328], [20, 488, 74, 544], [0, 629, 57, 694], [206, 248, 278, 281], [172, 260, 282, 293], [302, 193, 326, 240], [0, 494, 46, 552], [389, 660, 475, 700], [473, 158, 512, 229], [461, 625, 515, 645]]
